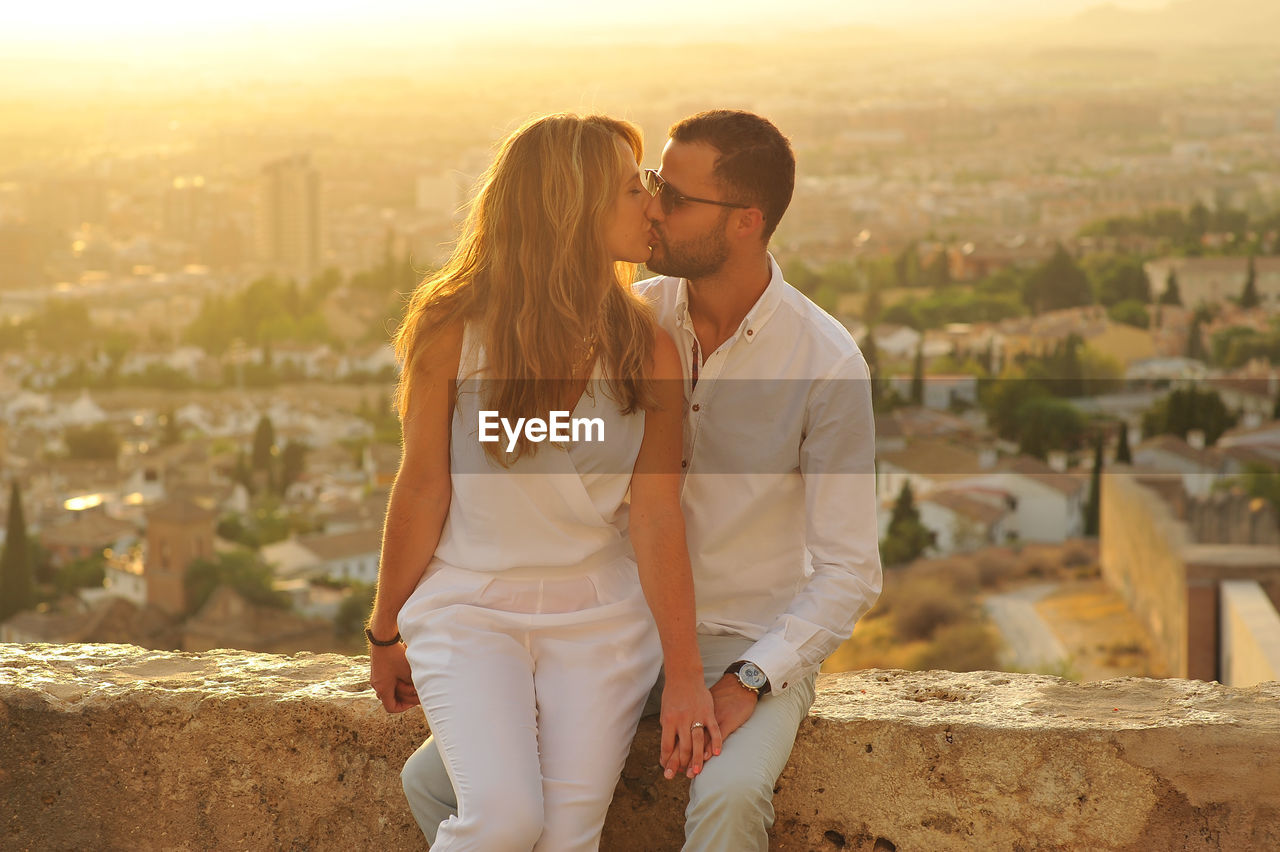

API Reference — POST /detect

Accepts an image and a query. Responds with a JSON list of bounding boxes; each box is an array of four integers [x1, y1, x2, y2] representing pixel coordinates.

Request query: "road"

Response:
[[983, 582, 1069, 673]]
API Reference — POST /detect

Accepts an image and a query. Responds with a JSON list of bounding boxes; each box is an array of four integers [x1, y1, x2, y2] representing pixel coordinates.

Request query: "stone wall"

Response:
[[1188, 490, 1280, 548], [4, 643, 1280, 851], [1100, 472, 1190, 676], [1102, 472, 1280, 681], [1220, 580, 1280, 686]]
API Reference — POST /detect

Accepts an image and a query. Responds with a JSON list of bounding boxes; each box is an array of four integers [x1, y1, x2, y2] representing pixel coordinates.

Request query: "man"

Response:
[[398, 110, 882, 850]]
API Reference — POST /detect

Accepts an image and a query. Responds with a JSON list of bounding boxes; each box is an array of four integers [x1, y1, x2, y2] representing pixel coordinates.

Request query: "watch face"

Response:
[[739, 663, 767, 689]]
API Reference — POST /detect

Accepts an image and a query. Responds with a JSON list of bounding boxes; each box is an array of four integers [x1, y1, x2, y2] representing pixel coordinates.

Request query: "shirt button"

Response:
[[691, 404, 700, 412], [681, 460, 688, 469], [746, 329, 754, 336]]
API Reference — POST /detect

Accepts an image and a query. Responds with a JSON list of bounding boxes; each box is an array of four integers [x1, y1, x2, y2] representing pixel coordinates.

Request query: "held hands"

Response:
[[369, 641, 420, 713], [709, 673, 760, 741], [659, 674, 723, 780]]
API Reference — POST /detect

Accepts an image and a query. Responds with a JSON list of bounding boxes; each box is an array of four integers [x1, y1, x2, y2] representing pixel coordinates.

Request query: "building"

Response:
[[1102, 471, 1280, 683], [1144, 256, 1280, 313], [162, 176, 210, 244], [263, 527, 382, 584], [917, 489, 1012, 553], [144, 497, 218, 616], [38, 509, 138, 568], [258, 154, 321, 284], [182, 586, 335, 654]]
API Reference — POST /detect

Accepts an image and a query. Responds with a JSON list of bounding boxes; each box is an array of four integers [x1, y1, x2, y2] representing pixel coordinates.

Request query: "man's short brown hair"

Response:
[[668, 110, 795, 242]]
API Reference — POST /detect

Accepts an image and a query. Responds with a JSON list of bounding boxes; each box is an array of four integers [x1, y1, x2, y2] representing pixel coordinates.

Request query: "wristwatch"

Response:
[[725, 660, 771, 697]]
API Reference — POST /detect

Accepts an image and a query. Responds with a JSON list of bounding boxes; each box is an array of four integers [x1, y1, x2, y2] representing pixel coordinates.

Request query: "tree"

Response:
[[56, 554, 107, 594], [787, 259, 821, 296], [981, 338, 997, 375], [1142, 387, 1238, 446], [252, 415, 276, 472], [923, 249, 951, 288], [910, 341, 925, 406], [1016, 397, 1086, 460], [1160, 269, 1182, 306], [1116, 421, 1133, 465], [894, 242, 921, 288], [334, 581, 377, 641], [981, 367, 1049, 443], [1108, 300, 1150, 329], [184, 549, 288, 615], [1240, 255, 1260, 310], [1273, 390, 1280, 421], [1, 480, 34, 620], [1084, 434, 1103, 536], [279, 441, 308, 495], [1235, 463, 1280, 524], [863, 284, 883, 326], [1093, 256, 1151, 307], [1185, 315, 1207, 362], [880, 480, 935, 566], [1024, 245, 1092, 314], [233, 450, 254, 496]]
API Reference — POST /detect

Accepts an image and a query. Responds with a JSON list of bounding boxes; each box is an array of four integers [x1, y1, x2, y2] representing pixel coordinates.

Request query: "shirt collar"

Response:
[[672, 253, 787, 345]]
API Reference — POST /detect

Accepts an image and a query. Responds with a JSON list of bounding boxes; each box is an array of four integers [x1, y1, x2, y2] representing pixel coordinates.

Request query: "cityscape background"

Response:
[[1, 0, 1279, 686]]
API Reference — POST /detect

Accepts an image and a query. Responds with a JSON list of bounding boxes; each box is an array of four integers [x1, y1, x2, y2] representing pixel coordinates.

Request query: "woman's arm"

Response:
[[629, 328, 722, 777], [368, 320, 462, 713]]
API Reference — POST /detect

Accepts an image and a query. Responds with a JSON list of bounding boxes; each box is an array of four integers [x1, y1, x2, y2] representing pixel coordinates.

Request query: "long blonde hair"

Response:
[[393, 113, 656, 462]]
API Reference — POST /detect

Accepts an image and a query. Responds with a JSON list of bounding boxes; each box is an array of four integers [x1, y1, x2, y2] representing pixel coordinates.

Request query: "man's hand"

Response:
[[710, 673, 759, 741], [369, 641, 420, 713]]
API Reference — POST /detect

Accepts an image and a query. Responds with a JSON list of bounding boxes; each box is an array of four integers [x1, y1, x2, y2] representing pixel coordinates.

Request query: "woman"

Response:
[[367, 113, 720, 851]]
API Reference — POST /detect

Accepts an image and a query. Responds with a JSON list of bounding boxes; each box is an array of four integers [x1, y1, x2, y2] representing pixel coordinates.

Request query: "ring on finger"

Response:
[[691, 721, 705, 731]]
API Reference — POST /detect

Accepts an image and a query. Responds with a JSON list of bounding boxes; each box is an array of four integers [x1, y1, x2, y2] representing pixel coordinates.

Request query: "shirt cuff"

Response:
[[740, 634, 806, 695]]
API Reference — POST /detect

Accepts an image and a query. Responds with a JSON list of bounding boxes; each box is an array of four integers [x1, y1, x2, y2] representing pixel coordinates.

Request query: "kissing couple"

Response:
[[368, 109, 882, 851]]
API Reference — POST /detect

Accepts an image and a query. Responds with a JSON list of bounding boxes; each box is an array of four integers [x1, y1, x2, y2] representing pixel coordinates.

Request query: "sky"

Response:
[[2, 0, 1172, 47]]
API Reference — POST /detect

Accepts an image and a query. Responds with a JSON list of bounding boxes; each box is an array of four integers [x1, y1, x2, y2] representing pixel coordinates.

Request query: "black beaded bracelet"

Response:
[[365, 627, 402, 646]]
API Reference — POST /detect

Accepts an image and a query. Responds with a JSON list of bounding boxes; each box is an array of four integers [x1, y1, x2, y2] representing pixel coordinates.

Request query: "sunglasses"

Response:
[[643, 169, 751, 215]]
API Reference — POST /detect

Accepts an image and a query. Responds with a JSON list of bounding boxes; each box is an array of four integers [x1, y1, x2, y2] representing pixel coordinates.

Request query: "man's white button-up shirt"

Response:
[[635, 254, 882, 694]]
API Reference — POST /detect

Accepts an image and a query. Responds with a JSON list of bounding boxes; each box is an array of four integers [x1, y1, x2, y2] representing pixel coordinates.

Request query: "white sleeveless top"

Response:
[[429, 322, 646, 574]]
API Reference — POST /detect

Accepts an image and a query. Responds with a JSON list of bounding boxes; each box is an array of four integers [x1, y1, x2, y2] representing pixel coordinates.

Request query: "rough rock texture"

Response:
[[3, 644, 1279, 851]]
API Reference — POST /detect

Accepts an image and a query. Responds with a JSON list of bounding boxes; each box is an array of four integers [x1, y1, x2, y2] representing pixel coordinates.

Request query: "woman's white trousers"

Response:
[[399, 556, 661, 852]]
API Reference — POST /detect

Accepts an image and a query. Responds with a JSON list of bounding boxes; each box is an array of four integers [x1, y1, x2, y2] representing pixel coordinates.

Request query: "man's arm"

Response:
[[737, 351, 883, 695]]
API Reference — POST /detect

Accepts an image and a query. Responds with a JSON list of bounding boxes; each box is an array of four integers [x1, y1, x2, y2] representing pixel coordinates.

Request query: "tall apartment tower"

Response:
[[258, 153, 321, 285]]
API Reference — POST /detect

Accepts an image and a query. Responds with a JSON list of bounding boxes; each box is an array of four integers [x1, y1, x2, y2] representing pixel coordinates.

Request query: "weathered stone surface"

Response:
[[3, 643, 1278, 851]]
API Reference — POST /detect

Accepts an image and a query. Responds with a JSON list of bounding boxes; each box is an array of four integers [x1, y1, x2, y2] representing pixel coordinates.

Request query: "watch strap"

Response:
[[725, 660, 772, 695]]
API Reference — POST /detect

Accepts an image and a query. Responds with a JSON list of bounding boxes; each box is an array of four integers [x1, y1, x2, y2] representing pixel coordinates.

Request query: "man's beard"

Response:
[[646, 213, 731, 280]]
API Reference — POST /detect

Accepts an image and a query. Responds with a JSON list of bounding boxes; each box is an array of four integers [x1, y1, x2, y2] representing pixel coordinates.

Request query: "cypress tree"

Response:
[[1161, 269, 1182, 306], [1185, 315, 1207, 361], [1240, 255, 1260, 310], [864, 284, 883, 326], [252, 415, 276, 472], [881, 480, 935, 565], [890, 479, 919, 530], [1084, 434, 1103, 537], [910, 341, 925, 406], [1, 480, 34, 621], [1116, 421, 1133, 464]]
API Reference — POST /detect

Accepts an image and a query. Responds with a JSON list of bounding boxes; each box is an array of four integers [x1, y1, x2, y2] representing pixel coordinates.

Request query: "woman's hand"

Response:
[[659, 672, 723, 780], [369, 641, 420, 713]]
